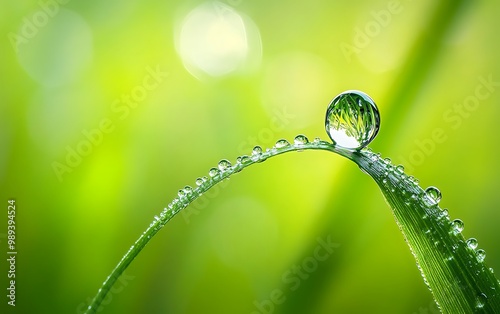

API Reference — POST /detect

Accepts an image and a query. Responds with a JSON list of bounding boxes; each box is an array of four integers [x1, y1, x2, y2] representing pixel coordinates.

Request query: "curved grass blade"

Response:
[[353, 149, 500, 313], [84, 138, 500, 313]]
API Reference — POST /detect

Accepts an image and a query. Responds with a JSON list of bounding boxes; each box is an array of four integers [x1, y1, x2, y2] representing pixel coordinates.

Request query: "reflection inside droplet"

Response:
[[325, 90, 380, 150]]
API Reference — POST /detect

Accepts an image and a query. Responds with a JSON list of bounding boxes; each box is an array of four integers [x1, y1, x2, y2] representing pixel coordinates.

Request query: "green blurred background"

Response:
[[1, 0, 500, 313]]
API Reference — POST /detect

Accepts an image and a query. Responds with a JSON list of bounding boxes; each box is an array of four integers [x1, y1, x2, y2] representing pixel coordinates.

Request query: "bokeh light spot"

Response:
[[175, 1, 261, 79]]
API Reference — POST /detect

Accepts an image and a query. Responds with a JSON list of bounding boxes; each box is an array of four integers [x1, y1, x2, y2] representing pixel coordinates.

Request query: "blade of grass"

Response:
[[85, 138, 500, 313], [354, 150, 500, 313], [84, 138, 353, 314]]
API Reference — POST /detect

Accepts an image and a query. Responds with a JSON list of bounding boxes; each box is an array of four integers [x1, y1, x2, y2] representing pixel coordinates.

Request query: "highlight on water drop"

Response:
[[423, 186, 442, 206], [294, 134, 309, 145], [218, 159, 231, 171], [451, 219, 464, 234], [274, 139, 290, 148], [466, 238, 478, 250], [476, 293, 487, 309], [325, 90, 380, 150], [476, 249, 486, 263], [208, 167, 220, 177], [395, 165, 405, 174], [252, 146, 263, 155]]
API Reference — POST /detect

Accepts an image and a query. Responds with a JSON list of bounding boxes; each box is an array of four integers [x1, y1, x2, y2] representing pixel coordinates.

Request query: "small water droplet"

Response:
[[423, 186, 442, 206], [209, 168, 220, 177], [396, 165, 404, 174], [476, 293, 487, 308], [294, 134, 309, 145], [252, 146, 262, 155], [154, 215, 159, 221], [466, 238, 478, 250], [451, 219, 464, 234], [370, 153, 380, 162], [477, 249, 486, 262], [195, 178, 204, 186], [313, 137, 321, 143], [383, 157, 391, 165], [325, 90, 380, 150], [275, 139, 290, 148], [183, 186, 193, 194], [440, 208, 449, 219], [178, 190, 186, 197], [239, 155, 251, 165], [218, 159, 231, 171]]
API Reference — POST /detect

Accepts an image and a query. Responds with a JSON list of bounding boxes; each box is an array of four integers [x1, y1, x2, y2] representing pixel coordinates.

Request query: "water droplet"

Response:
[[195, 178, 204, 186], [178, 190, 186, 197], [313, 137, 321, 143], [252, 146, 262, 155], [451, 219, 464, 234], [209, 167, 220, 177], [477, 249, 486, 262], [218, 159, 231, 171], [154, 215, 160, 221], [396, 165, 404, 174], [383, 157, 391, 165], [440, 208, 449, 219], [476, 293, 487, 308], [294, 134, 309, 145], [240, 155, 251, 165], [274, 139, 290, 148], [423, 186, 442, 206], [466, 238, 478, 250], [325, 90, 380, 150], [183, 186, 193, 194]]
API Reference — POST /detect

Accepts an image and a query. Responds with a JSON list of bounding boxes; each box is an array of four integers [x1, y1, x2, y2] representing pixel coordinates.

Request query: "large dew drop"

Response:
[[325, 90, 380, 150]]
